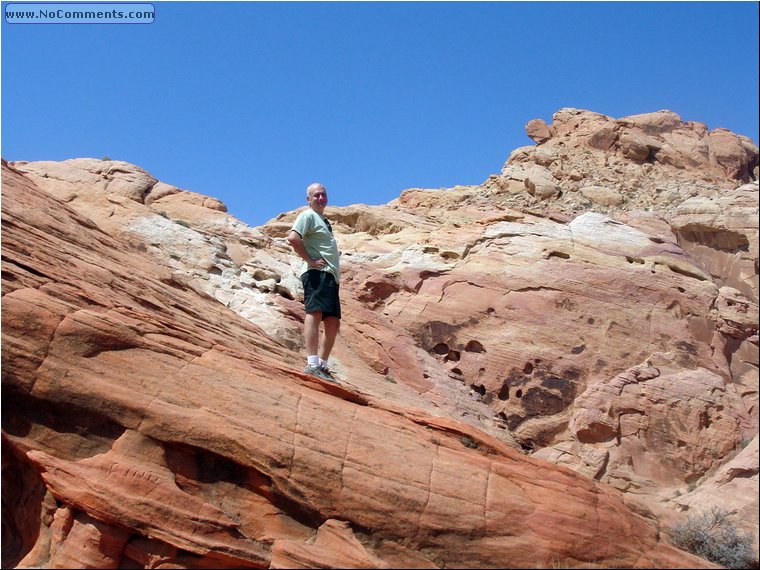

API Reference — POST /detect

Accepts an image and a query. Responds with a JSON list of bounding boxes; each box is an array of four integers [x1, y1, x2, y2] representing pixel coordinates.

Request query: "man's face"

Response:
[[308, 186, 328, 212]]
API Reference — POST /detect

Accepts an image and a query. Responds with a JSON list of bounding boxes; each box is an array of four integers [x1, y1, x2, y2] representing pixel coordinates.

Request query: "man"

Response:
[[287, 182, 341, 383]]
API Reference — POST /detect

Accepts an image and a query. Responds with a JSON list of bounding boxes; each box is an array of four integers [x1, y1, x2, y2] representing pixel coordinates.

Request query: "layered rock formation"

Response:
[[2, 108, 757, 568]]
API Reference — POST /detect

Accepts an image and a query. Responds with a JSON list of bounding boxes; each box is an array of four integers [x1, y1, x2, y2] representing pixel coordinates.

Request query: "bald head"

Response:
[[306, 183, 328, 213], [306, 183, 325, 198]]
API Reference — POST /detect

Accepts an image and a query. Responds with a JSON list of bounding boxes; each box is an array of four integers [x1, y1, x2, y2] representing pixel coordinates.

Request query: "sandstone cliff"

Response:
[[2, 108, 757, 568]]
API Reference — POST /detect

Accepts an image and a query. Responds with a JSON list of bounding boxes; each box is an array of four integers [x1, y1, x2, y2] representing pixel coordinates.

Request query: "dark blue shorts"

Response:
[[301, 270, 341, 319]]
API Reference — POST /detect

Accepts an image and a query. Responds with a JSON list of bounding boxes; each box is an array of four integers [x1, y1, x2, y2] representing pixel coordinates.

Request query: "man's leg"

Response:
[[319, 316, 340, 361], [304, 312, 338, 383], [304, 311, 322, 356]]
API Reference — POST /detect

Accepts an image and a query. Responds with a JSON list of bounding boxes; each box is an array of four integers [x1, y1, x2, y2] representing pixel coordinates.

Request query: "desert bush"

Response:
[[670, 506, 757, 569]]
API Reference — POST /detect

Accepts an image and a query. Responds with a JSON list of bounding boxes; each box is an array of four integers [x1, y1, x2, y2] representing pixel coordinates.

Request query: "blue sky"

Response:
[[2, 1, 758, 228]]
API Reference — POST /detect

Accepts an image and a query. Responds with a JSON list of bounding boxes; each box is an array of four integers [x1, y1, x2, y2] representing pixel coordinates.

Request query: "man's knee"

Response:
[[324, 316, 340, 333]]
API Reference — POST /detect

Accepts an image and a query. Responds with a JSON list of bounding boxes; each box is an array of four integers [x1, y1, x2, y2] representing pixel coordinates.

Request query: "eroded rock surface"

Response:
[[3, 107, 757, 569]]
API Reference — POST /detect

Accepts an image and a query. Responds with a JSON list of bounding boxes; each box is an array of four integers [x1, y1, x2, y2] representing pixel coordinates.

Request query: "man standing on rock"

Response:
[[287, 182, 341, 383]]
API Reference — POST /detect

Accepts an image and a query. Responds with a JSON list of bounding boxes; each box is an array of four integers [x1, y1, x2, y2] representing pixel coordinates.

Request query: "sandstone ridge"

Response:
[[2, 108, 757, 569]]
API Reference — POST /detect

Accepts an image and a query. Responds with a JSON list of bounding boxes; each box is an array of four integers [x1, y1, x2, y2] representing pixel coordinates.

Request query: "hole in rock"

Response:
[[432, 343, 449, 355], [445, 350, 461, 362], [465, 340, 486, 353]]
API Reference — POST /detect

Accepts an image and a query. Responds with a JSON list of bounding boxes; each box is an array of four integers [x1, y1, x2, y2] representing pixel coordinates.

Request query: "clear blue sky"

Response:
[[2, 1, 758, 228]]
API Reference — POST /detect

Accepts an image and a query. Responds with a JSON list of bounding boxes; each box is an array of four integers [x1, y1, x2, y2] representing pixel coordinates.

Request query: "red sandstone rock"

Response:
[[525, 118, 552, 144], [3, 103, 757, 569], [1, 167, 712, 569]]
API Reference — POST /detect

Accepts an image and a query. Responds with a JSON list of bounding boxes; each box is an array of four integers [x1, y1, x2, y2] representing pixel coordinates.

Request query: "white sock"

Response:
[[319, 358, 329, 369], [307, 355, 319, 367]]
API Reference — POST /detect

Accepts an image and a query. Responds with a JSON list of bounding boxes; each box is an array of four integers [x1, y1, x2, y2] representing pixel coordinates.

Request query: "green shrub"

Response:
[[459, 435, 477, 449], [670, 506, 757, 569]]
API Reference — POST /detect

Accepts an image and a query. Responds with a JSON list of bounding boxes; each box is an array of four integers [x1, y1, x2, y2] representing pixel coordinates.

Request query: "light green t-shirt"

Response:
[[291, 208, 340, 283]]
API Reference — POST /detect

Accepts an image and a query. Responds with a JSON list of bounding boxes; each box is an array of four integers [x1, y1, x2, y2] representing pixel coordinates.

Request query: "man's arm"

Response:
[[287, 230, 326, 269]]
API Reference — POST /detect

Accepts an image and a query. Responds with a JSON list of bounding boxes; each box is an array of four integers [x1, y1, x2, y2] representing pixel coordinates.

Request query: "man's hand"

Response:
[[288, 230, 326, 269]]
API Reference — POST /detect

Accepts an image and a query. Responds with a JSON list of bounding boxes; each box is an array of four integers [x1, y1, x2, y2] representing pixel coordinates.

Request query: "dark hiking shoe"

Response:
[[318, 364, 338, 382], [304, 365, 340, 384]]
